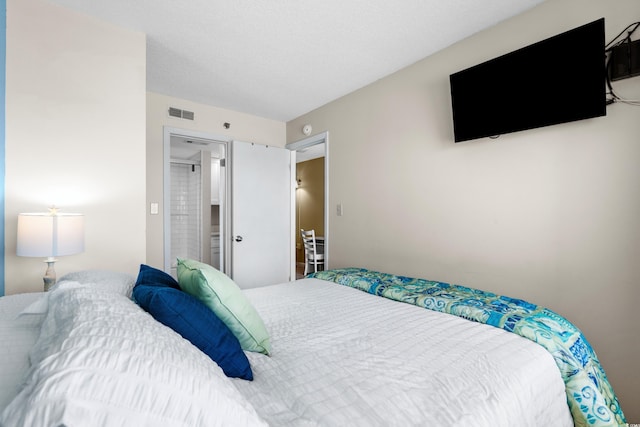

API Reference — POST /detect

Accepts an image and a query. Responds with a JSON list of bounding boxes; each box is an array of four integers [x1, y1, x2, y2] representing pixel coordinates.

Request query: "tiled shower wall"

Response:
[[170, 162, 201, 268]]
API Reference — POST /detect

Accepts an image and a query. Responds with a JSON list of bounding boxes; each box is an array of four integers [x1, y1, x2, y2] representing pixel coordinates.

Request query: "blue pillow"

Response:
[[135, 264, 181, 289], [132, 284, 253, 380]]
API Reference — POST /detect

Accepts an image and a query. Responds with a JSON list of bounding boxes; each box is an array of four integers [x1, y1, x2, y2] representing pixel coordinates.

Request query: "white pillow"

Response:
[[14, 281, 85, 319], [1, 286, 266, 427], [51, 270, 135, 296]]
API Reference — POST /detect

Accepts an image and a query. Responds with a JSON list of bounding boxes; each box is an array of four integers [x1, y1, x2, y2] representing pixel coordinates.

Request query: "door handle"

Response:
[[234, 235, 243, 242]]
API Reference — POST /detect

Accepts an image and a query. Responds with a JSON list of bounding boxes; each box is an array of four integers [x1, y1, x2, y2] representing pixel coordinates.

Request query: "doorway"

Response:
[[163, 127, 229, 277], [286, 132, 329, 278], [163, 127, 326, 284]]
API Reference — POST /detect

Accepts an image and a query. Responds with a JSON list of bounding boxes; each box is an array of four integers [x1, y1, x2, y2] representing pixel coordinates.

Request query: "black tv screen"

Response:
[[450, 18, 606, 143]]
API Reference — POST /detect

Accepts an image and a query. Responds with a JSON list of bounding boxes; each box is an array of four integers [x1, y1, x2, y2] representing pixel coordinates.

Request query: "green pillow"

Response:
[[176, 258, 271, 355]]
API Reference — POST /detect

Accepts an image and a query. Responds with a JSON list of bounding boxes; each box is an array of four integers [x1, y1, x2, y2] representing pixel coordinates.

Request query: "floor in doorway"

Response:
[[296, 263, 305, 280]]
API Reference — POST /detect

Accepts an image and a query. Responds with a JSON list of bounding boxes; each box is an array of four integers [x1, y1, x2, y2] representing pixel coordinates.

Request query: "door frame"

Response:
[[285, 131, 329, 277], [163, 126, 231, 274]]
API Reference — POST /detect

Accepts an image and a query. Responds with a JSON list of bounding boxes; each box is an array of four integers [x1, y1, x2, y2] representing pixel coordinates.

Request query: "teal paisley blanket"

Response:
[[308, 268, 626, 427]]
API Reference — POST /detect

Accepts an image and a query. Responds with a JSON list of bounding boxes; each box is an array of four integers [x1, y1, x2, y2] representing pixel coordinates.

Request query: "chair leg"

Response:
[[303, 259, 308, 276]]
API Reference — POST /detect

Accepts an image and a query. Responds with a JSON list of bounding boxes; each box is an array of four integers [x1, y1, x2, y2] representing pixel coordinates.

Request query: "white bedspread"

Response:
[[235, 278, 573, 427], [0, 277, 573, 427], [0, 285, 266, 427], [0, 292, 44, 412]]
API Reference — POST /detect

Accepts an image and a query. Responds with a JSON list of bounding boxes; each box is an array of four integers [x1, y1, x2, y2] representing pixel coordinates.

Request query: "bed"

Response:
[[0, 263, 626, 427]]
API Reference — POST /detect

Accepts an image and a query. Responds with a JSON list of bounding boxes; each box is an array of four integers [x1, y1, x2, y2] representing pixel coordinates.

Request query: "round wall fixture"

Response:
[[302, 124, 312, 136]]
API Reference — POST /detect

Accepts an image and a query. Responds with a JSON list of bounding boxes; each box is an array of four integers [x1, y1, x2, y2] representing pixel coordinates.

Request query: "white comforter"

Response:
[[0, 292, 43, 412], [0, 277, 573, 427], [0, 283, 265, 427], [235, 279, 573, 427]]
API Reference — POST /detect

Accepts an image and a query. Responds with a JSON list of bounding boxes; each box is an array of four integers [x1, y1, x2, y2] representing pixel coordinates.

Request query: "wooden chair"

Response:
[[300, 229, 324, 275]]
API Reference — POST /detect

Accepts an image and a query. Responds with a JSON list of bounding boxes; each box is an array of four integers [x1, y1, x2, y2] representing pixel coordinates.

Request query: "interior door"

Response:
[[231, 141, 292, 288]]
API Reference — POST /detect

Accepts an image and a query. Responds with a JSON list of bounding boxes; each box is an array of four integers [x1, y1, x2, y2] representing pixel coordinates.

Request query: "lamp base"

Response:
[[43, 258, 57, 292]]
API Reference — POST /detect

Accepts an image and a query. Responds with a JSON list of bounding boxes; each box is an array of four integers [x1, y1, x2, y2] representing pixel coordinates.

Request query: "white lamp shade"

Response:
[[17, 213, 85, 257]]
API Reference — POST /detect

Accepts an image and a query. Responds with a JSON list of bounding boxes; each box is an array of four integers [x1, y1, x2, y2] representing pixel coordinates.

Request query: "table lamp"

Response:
[[17, 209, 85, 291]]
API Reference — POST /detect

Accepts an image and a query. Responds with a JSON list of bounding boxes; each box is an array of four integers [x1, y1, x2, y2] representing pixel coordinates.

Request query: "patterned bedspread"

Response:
[[309, 268, 626, 427]]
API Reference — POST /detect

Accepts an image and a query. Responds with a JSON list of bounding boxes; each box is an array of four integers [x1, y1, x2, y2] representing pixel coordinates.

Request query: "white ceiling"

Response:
[[295, 143, 325, 163], [47, 0, 543, 122]]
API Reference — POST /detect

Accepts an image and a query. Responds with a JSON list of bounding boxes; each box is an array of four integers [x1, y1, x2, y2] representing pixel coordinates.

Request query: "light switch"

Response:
[[336, 203, 343, 216], [150, 202, 159, 215]]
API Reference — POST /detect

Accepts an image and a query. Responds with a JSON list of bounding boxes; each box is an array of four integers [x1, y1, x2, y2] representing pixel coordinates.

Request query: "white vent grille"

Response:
[[168, 107, 195, 121]]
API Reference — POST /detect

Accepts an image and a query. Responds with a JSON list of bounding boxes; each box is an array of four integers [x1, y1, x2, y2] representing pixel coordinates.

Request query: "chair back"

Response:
[[300, 229, 317, 256], [300, 229, 324, 274]]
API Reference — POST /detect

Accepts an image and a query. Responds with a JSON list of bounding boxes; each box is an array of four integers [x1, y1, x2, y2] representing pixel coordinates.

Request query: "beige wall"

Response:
[[145, 92, 286, 268], [296, 157, 325, 263], [287, 0, 640, 420], [5, 0, 147, 294]]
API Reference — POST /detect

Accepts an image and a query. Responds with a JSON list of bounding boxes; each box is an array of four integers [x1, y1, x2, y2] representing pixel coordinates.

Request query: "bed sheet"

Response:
[[235, 278, 574, 427], [0, 292, 46, 412]]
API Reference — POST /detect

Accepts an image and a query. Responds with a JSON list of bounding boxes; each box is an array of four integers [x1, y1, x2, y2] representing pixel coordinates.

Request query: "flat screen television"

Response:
[[450, 18, 606, 143]]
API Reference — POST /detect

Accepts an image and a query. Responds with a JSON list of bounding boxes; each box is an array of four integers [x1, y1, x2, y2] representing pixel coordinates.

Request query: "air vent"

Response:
[[168, 107, 195, 121]]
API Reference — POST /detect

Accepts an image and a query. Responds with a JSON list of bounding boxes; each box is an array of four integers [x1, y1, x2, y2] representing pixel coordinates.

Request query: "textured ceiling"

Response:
[[47, 0, 543, 122]]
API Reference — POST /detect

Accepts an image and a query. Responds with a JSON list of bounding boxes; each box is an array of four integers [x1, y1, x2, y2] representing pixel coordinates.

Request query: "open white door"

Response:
[[230, 141, 292, 288]]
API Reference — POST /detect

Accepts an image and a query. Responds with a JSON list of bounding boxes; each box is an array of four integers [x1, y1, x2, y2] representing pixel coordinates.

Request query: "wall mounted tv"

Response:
[[450, 18, 606, 143]]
